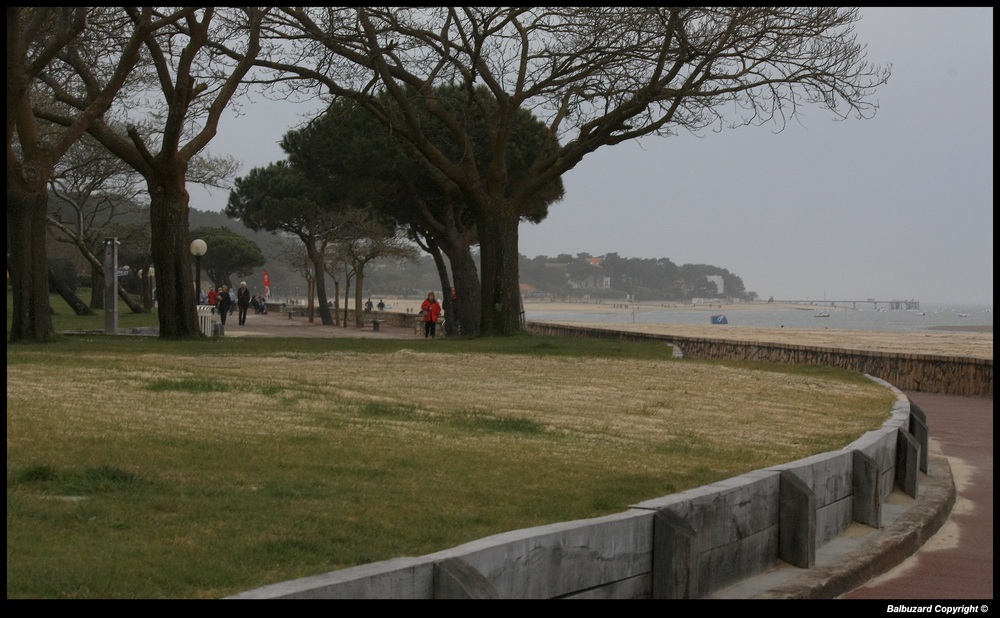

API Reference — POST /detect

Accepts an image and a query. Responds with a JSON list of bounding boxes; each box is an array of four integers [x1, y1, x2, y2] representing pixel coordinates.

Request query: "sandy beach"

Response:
[[520, 300, 993, 360], [314, 298, 992, 360]]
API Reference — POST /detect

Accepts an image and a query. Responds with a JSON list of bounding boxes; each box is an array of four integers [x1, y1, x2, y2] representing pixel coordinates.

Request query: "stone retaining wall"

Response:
[[230, 379, 926, 599], [526, 322, 993, 398]]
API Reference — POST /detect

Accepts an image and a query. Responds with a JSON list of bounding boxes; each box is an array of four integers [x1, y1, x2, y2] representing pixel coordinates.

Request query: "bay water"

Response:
[[524, 303, 993, 334]]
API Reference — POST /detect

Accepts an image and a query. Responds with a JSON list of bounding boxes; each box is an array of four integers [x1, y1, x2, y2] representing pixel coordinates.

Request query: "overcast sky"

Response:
[[190, 8, 993, 306]]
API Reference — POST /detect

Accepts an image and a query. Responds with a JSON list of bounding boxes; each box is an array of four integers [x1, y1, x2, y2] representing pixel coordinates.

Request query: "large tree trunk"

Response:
[[116, 281, 148, 314], [309, 251, 334, 325], [8, 174, 53, 343], [77, 247, 146, 314], [148, 172, 200, 338], [331, 278, 340, 326], [342, 272, 351, 328], [89, 266, 104, 310], [307, 273, 315, 322], [427, 245, 455, 335], [354, 267, 365, 327], [47, 219, 149, 314], [141, 267, 155, 310], [443, 243, 481, 337], [49, 266, 93, 316], [476, 202, 523, 336], [416, 223, 481, 337]]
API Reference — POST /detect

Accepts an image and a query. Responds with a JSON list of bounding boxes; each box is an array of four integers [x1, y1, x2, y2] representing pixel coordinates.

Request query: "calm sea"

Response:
[[524, 303, 993, 333]]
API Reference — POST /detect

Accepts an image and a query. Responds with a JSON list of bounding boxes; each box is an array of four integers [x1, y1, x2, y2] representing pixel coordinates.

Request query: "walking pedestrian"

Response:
[[237, 281, 251, 326], [420, 291, 442, 339]]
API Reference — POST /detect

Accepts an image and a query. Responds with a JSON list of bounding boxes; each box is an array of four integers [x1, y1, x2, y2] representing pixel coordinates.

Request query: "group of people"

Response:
[[205, 281, 255, 326], [198, 286, 445, 335]]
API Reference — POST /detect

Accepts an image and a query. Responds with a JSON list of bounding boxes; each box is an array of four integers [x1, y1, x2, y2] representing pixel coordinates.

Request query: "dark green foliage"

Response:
[[48, 257, 79, 294], [189, 225, 266, 290], [519, 252, 754, 301], [448, 412, 546, 436], [190, 208, 305, 298], [279, 88, 566, 335], [12, 464, 147, 494], [146, 378, 235, 394], [359, 402, 421, 419]]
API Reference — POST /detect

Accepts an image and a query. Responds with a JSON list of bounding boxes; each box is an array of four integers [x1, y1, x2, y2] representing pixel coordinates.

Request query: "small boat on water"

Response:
[[710, 314, 728, 324], [814, 311, 831, 318], [958, 313, 970, 318]]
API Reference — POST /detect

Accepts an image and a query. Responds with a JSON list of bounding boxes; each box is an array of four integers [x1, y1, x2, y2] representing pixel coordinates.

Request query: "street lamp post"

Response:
[[190, 239, 207, 305], [147, 265, 155, 308]]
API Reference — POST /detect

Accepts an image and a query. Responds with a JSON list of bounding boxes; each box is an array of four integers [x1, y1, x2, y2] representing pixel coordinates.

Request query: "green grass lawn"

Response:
[[7, 290, 896, 598]]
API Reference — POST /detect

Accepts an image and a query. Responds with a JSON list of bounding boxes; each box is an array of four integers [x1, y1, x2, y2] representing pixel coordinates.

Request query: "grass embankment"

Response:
[[7, 294, 895, 598]]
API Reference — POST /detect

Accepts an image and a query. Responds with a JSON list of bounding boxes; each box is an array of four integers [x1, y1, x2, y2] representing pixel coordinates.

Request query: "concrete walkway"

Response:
[[221, 310, 424, 340], [840, 392, 993, 600], [706, 391, 992, 600]]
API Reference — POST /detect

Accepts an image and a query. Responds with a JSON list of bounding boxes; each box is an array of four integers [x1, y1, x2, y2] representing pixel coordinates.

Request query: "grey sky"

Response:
[[190, 8, 993, 306]]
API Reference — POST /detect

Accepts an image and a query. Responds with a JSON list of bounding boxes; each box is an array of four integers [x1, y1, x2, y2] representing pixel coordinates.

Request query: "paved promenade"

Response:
[[223, 313, 994, 599], [840, 392, 993, 600], [222, 310, 423, 339]]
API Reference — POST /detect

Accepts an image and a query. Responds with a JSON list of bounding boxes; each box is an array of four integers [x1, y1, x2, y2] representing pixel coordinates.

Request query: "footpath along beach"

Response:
[[523, 300, 993, 599], [238, 299, 992, 359]]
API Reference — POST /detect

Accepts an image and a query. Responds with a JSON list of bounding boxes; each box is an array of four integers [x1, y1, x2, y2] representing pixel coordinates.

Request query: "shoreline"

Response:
[[306, 297, 992, 359], [526, 320, 992, 360], [517, 300, 992, 360]]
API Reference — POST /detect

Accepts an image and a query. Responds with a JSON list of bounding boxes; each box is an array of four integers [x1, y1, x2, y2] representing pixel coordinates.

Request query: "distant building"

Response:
[[570, 274, 611, 290], [706, 275, 724, 295], [520, 283, 544, 298]]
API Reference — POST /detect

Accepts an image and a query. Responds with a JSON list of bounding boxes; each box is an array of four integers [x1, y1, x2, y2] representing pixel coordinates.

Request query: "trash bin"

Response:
[[372, 320, 381, 332]]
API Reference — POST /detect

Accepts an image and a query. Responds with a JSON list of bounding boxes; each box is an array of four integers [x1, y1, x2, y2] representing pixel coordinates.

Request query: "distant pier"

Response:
[[774, 299, 920, 311]]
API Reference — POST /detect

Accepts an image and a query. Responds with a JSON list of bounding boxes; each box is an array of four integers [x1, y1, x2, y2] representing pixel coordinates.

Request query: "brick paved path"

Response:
[[841, 392, 993, 599]]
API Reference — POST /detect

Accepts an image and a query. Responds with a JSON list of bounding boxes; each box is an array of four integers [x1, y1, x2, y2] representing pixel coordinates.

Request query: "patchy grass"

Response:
[[7, 334, 894, 598]]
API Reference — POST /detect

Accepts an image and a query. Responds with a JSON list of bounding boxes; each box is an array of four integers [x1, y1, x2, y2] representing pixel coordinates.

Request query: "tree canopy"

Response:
[[12, 8, 888, 339], [189, 226, 266, 291], [225, 160, 345, 325], [219, 7, 888, 334], [519, 253, 752, 302], [31, 8, 266, 338], [276, 88, 564, 335], [7, 7, 175, 341]]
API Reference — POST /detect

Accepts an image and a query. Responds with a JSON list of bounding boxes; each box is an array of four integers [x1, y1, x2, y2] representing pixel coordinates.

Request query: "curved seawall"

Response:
[[526, 322, 993, 398], [231, 380, 939, 599]]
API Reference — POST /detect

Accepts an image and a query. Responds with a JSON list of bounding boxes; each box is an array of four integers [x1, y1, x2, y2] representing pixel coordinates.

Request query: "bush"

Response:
[[48, 257, 78, 294]]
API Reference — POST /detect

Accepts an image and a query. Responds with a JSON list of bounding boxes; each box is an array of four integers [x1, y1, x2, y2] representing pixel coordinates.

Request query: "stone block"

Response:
[[778, 470, 816, 568], [852, 449, 882, 529], [433, 557, 497, 599], [895, 428, 920, 498], [652, 508, 698, 599]]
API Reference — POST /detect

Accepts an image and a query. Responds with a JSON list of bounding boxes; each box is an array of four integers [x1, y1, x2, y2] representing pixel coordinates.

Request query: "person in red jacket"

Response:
[[420, 291, 442, 338]]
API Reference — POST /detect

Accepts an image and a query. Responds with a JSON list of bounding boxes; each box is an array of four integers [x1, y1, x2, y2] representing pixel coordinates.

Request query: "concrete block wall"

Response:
[[230, 378, 924, 600], [232, 510, 656, 599], [525, 322, 993, 397], [637, 469, 782, 597]]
